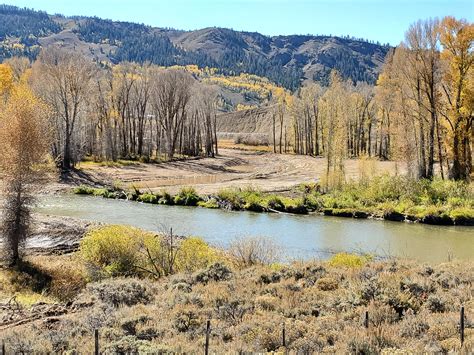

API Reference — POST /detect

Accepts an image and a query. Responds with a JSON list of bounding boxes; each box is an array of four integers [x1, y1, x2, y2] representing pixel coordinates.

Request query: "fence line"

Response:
[[0, 307, 470, 353]]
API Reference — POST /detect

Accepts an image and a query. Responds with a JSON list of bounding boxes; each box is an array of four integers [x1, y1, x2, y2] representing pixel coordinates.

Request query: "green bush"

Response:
[[73, 185, 116, 198], [265, 195, 285, 211], [449, 207, 474, 225], [158, 190, 174, 205], [92, 188, 112, 198], [198, 198, 219, 209], [73, 185, 95, 195], [282, 197, 308, 214], [243, 193, 265, 212], [137, 193, 159, 204], [174, 187, 201, 206], [217, 188, 243, 209]]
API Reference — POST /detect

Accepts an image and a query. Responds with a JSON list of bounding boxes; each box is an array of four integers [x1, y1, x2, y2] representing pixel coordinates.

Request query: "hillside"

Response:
[[0, 5, 390, 89]]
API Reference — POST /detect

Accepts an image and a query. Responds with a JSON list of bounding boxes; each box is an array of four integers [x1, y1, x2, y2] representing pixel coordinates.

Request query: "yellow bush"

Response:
[[81, 225, 219, 279], [176, 237, 218, 273], [80, 225, 159, 278], [328, 253, 372, 268]]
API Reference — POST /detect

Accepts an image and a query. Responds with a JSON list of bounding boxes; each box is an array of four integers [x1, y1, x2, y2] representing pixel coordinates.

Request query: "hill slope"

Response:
[[0, 5, 390, 89]]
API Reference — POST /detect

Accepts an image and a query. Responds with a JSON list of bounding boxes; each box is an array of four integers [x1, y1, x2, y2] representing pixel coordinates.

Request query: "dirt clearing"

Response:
[[75, 148, 403, 194]]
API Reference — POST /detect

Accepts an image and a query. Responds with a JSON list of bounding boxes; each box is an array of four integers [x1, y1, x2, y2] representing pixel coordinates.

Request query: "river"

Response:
[[35, 194, 473, 263]]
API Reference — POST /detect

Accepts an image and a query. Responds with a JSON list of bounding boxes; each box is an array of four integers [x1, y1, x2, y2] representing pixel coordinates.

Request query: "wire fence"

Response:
[[0, 306, 469, 354]]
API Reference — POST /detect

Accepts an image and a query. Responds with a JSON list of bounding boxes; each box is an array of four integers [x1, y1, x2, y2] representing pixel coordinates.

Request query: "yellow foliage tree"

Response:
[[0, 63, 14, 100], [0, 84, 51, 265], [439, 16, 474, 180]]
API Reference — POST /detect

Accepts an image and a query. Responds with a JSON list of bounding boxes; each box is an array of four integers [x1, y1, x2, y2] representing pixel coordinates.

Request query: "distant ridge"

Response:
[[0, 4, 390, 89]]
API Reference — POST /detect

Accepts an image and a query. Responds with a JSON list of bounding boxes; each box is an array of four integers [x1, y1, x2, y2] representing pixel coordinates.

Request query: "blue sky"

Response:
[[3, 0, 473, 45]]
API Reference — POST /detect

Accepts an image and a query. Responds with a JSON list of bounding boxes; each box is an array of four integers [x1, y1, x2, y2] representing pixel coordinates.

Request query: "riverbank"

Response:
[[0, 214, 96, 259], [73, 175, 474, 226], [1, 237, 472, 352], [35, 193, 474, 263]]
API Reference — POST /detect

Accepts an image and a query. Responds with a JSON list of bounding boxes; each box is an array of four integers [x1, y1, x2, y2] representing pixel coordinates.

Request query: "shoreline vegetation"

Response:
[[73, 175, 474, 226], [0, 226, 472, 352]]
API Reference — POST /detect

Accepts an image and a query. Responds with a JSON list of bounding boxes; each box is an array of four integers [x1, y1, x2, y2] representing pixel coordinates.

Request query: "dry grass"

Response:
[[218, 139, 273, 152], [1, 255, 472, 353], [0, 254, 87, 306]]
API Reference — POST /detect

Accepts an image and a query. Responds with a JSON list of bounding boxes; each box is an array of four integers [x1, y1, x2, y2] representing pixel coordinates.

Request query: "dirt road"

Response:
[[76, 148, 402, 194]]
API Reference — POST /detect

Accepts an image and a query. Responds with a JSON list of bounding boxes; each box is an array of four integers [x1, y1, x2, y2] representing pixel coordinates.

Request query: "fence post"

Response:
[[94, 328, 99, 355], [205, 319, 211, 355], [364, 310, 369, 329], [282, 322, 286, 348], [460, 306, 465, 346]]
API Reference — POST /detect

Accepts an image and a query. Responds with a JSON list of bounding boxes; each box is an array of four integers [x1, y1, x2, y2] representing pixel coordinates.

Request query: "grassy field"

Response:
[[0, 227, 472, 353]]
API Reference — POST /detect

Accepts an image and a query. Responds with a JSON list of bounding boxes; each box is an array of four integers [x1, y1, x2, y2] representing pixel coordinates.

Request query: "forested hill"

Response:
[[0, 4, 390, 89]]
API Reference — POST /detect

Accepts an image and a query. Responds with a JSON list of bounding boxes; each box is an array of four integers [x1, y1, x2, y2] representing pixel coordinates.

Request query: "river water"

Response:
[[36, 194, 473, 263]]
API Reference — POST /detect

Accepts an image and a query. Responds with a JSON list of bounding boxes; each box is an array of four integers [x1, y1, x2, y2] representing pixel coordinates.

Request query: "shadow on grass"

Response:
[[10, 260, 52, 293]]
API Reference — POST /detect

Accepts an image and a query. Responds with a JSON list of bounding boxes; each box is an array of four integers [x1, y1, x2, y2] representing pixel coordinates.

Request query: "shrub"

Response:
[[126, 186, 141, 201], [80, 225, 221, 280], [281, 197, 308, 214], [449, 207, 474, 225], [87, 278, 153, 307], [137, 193, 158, 204], [234, 133, 269, 146], [80, 225, 159, 278], [29, 255, 87, 302], [174, 309, 199, 332], [426, 294, 446, 313], [92, 188, 113, 198], [228, 236, 280, 268], [265, 195, 285, 211], [198, 198, 219, 209], [328, 253, 372, 268], [195, 263, 233, 284], [316, 277, 339, 291], [158, 190, 173, 205], [217, 188, 243, 210], [73, 185, 95, 195], [243, 192, 265, 212], [255, 295, 279, 311], [176, 237, 218, 272], [174, 187, 201, 206], [104, 336, 169, 353]]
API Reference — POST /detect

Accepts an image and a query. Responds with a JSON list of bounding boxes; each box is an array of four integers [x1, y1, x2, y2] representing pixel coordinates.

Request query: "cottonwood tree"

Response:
[[4, 56, 30, 82], [33, 47, 95, 170], [404, 18, 443, 179], [0, 63, 14, 101], [151, 69, 193, 160], [439, 17, 473, 180], [319, 71, 348, 189], [291, 83, 324, 156], [193, 84, 218, 157], [376, 16, 473, 181], [0, 84, 50, 265]]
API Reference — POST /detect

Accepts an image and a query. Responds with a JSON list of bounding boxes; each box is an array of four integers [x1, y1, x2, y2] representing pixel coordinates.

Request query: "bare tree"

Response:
[[151, 69, 193, 160], [33, 47, 95, 170]]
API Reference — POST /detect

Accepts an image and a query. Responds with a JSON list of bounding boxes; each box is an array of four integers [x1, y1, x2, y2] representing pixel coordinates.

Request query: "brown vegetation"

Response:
[[0, 81, 51, 265], [0, 249, 472, 353]]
